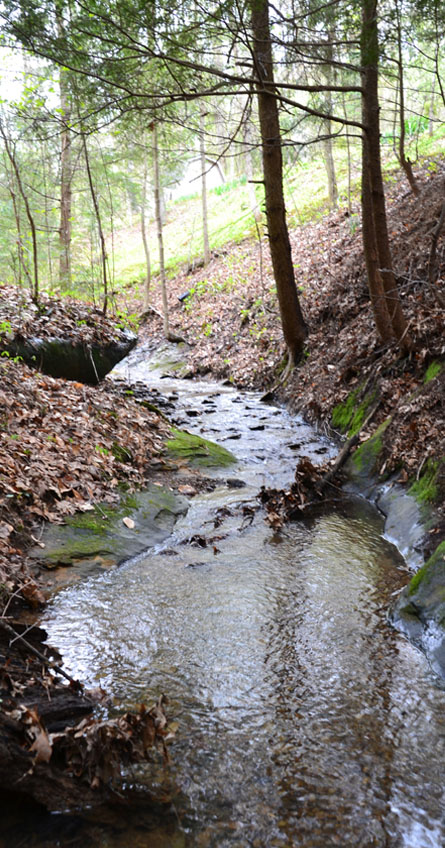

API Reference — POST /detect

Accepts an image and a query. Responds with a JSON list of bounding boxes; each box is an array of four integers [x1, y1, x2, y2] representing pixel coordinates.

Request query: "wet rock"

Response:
[[7, 331, 136, 384], [226, 478, 246, 489], [166, 428, 236, 468], [29, 485, 189, 572], [392, 542, 445, 677]]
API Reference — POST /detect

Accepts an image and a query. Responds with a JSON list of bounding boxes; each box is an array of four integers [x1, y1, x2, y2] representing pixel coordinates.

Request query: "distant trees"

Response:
[[0, 0, 443, 354]]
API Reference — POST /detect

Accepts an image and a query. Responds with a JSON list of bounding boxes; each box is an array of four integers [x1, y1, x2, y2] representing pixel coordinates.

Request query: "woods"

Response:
[[0, 0, 442, 355], [1, 0, 445, 841]]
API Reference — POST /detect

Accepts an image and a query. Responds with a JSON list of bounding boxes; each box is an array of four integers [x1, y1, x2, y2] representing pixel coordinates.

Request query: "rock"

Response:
[[226, 478, 246, 489], [166, 427, 236, 468], [6, 330, 137, 384], [392, 542, 445, 677], [29, 485, 189, 574]]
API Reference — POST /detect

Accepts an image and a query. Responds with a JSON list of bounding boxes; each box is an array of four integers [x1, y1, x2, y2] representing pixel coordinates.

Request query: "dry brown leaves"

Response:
[[0, 355, 171, 597], [0, 283, 132, 349]]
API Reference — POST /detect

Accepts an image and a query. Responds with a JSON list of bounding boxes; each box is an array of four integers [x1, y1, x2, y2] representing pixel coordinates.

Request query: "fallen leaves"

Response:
[[0, 354, 171, 598]]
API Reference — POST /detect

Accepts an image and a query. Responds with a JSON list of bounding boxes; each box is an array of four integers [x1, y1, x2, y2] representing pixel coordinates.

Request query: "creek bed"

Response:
[[26, 345, 445, 846]]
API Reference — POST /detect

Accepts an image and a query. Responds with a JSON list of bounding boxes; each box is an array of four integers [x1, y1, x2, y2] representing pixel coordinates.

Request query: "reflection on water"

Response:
[[41, 502, 445, 847], [20, 361, 445, 847]]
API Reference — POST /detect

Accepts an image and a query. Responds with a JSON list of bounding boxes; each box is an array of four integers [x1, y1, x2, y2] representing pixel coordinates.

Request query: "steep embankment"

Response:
[[139, 161, 445, 548]]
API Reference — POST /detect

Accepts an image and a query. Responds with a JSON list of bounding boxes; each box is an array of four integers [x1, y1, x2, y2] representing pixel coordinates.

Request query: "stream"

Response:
[[31, 345, 445, 846]]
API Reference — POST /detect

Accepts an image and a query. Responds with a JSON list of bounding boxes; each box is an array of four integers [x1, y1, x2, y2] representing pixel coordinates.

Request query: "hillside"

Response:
[[136, 159, 445, 543]]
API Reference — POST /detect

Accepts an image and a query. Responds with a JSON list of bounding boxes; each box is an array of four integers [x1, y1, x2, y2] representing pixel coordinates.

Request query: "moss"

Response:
[[66, 492, 139, 534], [409, 459, 441, 504], [332, 388, 360, 433], [424, 361, 442, 384], [332, 387, 377, 437], [166, 427, 236, 467], [352, 418, 391, 473], [408, 542, 445, 595], [111, 441, 133, 463]]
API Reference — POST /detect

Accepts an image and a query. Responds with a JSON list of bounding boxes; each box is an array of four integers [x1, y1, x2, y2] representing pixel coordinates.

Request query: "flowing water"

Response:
[[27, 345, 445, 846]]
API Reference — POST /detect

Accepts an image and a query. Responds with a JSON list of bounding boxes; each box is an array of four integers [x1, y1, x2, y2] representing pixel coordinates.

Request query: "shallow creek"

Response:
[[39, 345, 445, 847]]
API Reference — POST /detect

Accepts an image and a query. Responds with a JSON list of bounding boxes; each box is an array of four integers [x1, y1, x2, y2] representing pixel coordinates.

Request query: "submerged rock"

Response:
[[392, 542, 445, 677]]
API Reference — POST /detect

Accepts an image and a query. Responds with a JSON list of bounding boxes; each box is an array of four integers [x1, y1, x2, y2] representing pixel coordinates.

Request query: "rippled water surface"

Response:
[[37, 345, 445, 847]]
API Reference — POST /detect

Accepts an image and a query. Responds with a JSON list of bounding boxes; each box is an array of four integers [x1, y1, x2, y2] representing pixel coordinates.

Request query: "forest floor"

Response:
[[0, 155, 445, 812]]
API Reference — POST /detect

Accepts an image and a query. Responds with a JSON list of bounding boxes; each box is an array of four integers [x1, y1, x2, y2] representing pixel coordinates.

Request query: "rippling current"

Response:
[[39, 345, 445, 847]]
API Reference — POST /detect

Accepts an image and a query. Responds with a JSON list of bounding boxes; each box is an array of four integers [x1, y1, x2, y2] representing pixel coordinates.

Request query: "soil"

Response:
[[1, 156, 444, 813]]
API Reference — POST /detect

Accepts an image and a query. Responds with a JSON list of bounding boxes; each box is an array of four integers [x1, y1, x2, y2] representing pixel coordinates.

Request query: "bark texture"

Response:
[[361, 0, 411, 349], [251, 0, 307, 364]]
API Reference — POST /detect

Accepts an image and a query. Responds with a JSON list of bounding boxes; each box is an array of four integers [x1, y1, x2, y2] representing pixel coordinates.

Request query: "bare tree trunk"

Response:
[[200, 103, 211, 266], [0, 121, 39, 302], [151, 122, 170, 339], [361, 142, 393, 343], [361, 0, 411, 350], [141, 156, 151, 309], [429, 79, 435, 137], [251, 0, 307, 365], [322, 34, 338, 211], [394, 0, 419, 196], [41, 140, 54, 286], [322, 127, 338, 210], [243, 99, 262, 222], [58, 57, 72, 287], [342, 95, 353, 215], [82, 133, 108, 315]]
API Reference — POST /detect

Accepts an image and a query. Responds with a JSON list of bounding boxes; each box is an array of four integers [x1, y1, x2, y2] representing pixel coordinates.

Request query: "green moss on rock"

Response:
[[351, 418, 391, 475], [424, 360, 442, 384], [409, 459, 442, 504], [30, 485, 189, 569], [166, 427, 236, 468], [332, 387, 377, 437]]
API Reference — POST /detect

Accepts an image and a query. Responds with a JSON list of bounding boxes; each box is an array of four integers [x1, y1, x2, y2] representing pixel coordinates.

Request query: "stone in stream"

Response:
[[392, 542, 445, 677], [29, 485, 189, 576], [226, 478, 246, 489], [165, 427, 237, 468]]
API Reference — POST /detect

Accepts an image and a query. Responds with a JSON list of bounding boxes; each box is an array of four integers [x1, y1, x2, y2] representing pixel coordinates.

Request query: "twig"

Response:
[[88, 345, 100, 384], [0, 619, 83, 690]]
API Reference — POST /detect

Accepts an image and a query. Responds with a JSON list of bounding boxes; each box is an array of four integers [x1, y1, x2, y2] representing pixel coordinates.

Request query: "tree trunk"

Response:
[[243, 99, 262, 223], [361, 0, 411, 350], [200, 103, 211, 266], [57, 37, 72, 287], [361, 142, 393, 343], [322, 35, 338, 211], [322, 126, 338, 211], [82, 133, 108, 315], [152, 122, 170, 339], [251, 0, 307, 365], [141, 155, 151, 309], [395, 0, 419, 196], [0, 122, 39, 302]]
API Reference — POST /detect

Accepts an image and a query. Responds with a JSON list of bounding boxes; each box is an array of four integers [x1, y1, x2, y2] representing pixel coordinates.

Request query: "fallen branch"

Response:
[[318, 398, 381, 492]]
